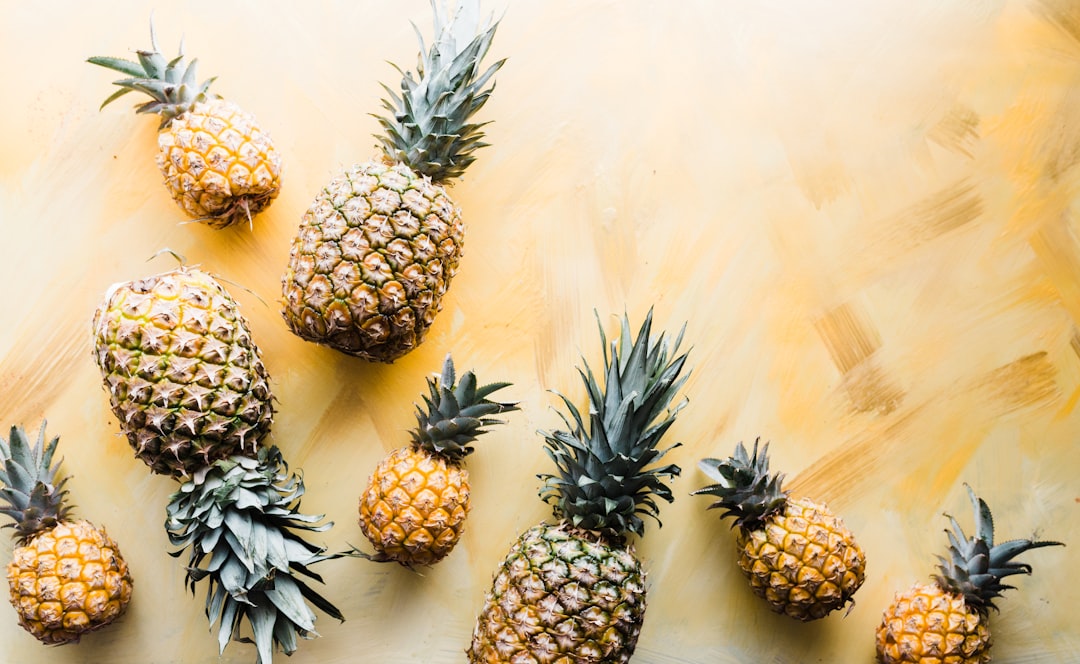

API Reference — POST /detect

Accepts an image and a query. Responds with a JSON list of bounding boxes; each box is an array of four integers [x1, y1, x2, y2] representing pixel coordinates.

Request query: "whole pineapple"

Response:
[[468, 310, 691, 663], [2, 422, 133, 644], [89, 20, 282, 229], [281, 0, 505, 362], [693, 439, 866, 621], [876, 485, 1063, 663], [358, 354, 517, 566], [93, 270, 342, 662], [92, 265, 273, 478]]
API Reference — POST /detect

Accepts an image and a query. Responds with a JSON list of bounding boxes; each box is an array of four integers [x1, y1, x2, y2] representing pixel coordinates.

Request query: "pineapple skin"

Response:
[[468, 523, 645, 664], [6, 520, 133, 645], [92, 267, 273, 477], [876, 583, 991, 664], [281, 160, 464, 363], [358, 446, 470, 566], [157, 99, 282, 229], [737, 496, 865, 621]]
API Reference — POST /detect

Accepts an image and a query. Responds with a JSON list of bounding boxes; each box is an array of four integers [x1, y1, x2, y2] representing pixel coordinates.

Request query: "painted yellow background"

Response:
[[1, 1, 1078, 662]]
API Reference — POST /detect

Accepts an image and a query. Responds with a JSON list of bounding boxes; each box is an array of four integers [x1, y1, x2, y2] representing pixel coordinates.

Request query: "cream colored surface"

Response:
[[1, 1, 1078, 662]]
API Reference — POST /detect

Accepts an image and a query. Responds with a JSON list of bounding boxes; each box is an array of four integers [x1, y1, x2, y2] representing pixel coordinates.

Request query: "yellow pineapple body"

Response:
[[282, 160, 463, 362], [470, 312, 688, 663], [93, 267, 274, 477], [468, 523, 646, 664], [158, 99, 282, 229], [6, 520, 133, 645], [737, 496, 865, 621], [876, 583, 991, 664], [359, 446, 469, 566]]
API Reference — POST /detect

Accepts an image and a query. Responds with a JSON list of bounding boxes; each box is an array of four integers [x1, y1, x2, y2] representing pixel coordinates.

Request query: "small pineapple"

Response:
[[92, 265, 273, 478], [875, 485, 1063, 664], [693, 439, 866, 621], [89, 20, 281, 229], [358, 354, 517, 566], [281, 0, 505, 362], [468, 310, 691, 663], [93, 269, 342, 662], [1, 422, 133, 644]]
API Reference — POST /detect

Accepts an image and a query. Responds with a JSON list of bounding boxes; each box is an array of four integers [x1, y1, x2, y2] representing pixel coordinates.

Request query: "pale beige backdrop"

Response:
[[1, 1, 1078, 662]]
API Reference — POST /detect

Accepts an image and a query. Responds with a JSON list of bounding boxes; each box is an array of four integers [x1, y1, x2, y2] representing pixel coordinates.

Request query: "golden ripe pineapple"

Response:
[[92, 265, 273, 478], [1, 423, 133, 645], [281, 0, 505, 362], [468, 311, 691, 663], [876, 485, 1063, 663], [89, 20, 281, 229], [358, 354, 517, 566], [694, 440, 866, 621]]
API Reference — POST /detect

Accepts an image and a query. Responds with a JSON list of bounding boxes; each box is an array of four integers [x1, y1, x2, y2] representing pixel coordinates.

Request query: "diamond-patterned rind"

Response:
[[876, 583, 992, 663], [737, 496, 866, 621], [92, 267, 273, 477], [358, 446, 470, 566], [281, 160, 464, 363], [157, 99, 282, 229], [5, 520, 133, 645], [468, 523, 645, 664]]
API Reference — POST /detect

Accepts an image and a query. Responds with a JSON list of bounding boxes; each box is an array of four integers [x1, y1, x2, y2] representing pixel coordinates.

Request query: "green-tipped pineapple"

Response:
[[93, 268, 342, 662], [876, 485, 1063, 663], [358, 354, 517, 566], [693, 439, 866, 621], [2, 423, 133, 644], [166, 446, 343, 663], [281, 0, 506, 362], [92, 265, 273, 478], [89, 20, 282, 229], [468, 310, 691, 663]]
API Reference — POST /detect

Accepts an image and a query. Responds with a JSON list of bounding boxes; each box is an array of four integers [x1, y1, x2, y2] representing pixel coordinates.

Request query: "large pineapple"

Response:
[[468, 310, 691, 663], [693, 439, 865, 621], [93, 269, 342, 662], [281, 0, 505, 362], [1, 422, 133, 644], [876, 485, 1063, 663], [92, 265, 273, 478], [89, 20, 282, 229], [358, 354, 517, 566]]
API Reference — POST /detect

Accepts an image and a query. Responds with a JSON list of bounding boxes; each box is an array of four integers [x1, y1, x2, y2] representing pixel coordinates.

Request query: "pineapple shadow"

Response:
[[286, 346, 407, 466], [691, 518, 862, 661]]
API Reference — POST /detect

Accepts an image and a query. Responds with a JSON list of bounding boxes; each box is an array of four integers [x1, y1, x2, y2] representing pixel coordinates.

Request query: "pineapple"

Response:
[[89, 20, 282, 229], [468, 310, 691, 663], [91, 265, 273, 478], [1, 422, 133, 644], [875, 485, 1063, 663], [693, 439, 866, 621], [358, 354, 517, 566], [281, 0, 505, 362], [93, 269, 343, 662]]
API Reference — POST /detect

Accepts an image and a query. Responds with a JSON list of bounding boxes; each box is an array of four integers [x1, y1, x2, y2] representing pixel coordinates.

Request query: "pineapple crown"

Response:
[[932, 484, 1063, 616], [693, 438, 789, 531], [539, 309, 691, 541], [88, 19, 218, 129], [0, 422, 73, 544], [375, 0, 506, 183], [411, 354, 518, 460], [165, 446, 344, 664]]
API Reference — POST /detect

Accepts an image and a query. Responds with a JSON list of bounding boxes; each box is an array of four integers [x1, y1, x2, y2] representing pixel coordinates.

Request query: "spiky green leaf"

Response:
[[539, 309, 691, 540], [165, 446, 343, 661]]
